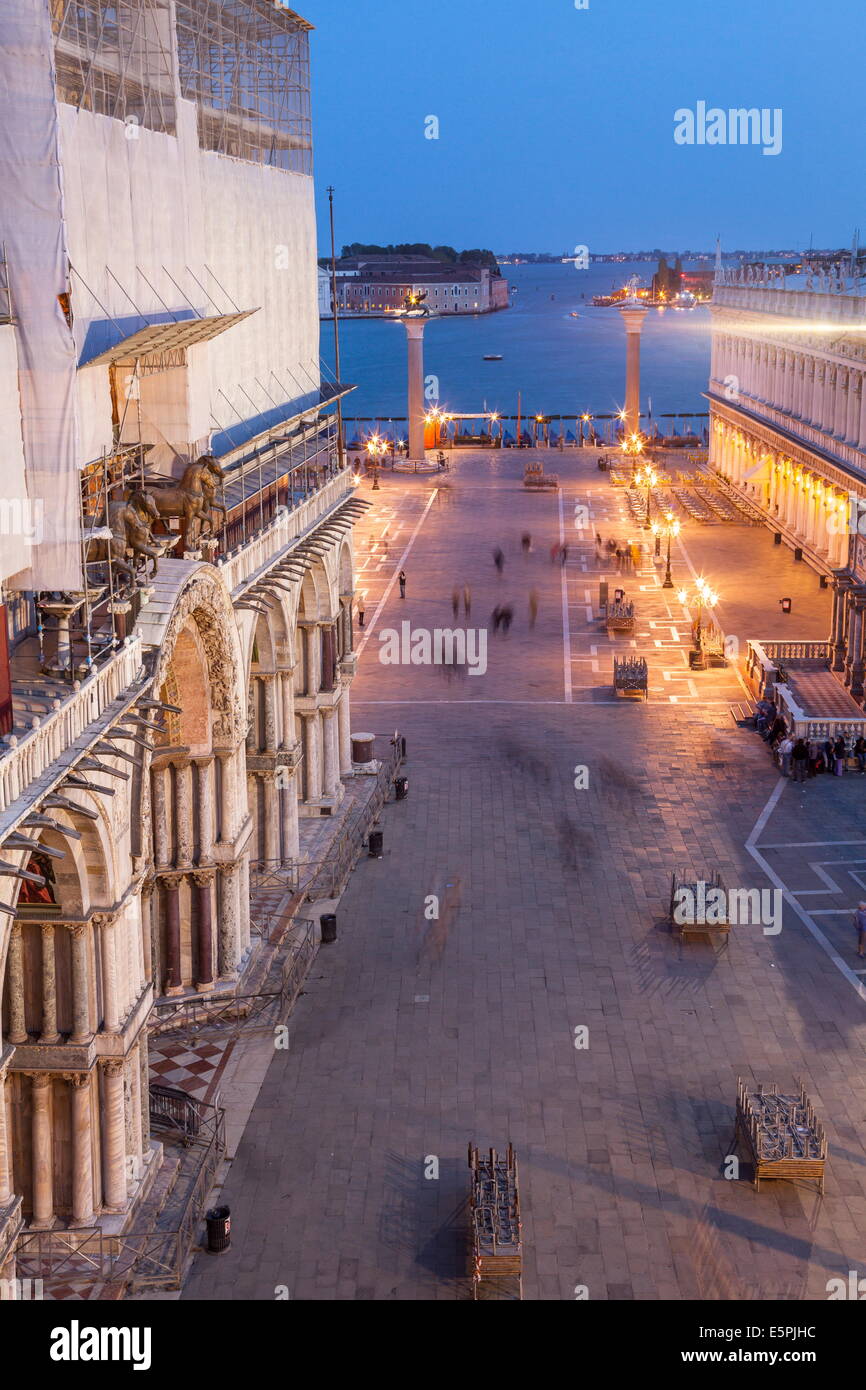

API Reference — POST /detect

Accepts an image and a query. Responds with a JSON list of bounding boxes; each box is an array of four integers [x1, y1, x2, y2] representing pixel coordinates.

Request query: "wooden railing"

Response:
[[0, 637, 145, 820]]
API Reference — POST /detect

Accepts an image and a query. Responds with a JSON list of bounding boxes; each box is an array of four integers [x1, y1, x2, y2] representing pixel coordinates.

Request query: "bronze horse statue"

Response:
[[143, 455, 227, 547], [85, 491, 162, 586]]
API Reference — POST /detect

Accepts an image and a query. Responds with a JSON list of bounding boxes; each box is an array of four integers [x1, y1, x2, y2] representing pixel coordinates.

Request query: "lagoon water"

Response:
[[321, 260, 715, 428]]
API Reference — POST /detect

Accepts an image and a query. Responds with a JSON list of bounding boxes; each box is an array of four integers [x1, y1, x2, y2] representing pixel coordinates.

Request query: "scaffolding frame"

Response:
[[175, 0, 312, 172], [51, 0, 177, 135]]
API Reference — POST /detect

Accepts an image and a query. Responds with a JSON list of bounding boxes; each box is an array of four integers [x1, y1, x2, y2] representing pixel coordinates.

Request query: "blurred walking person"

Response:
[[399, 569, 406, 598], [451, 587, 460, 618], [463, 584, 471, 616], [528, 588, 539, 628]]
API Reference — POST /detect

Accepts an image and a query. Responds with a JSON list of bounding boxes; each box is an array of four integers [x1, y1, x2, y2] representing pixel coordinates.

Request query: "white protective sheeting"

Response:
[[59, 98, 319, 471], [0, 328, 33, 584], [0, 0, 81, 590]]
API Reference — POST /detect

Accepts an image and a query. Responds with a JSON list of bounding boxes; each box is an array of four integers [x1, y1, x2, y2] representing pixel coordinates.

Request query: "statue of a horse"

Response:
[[143, 454, 227, 546], [85, 491, 162, 586]]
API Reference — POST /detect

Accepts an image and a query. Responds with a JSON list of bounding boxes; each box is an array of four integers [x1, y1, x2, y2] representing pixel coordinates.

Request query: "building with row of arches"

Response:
[[709, 268, 866, 704], [0, 0, 370, 1280]]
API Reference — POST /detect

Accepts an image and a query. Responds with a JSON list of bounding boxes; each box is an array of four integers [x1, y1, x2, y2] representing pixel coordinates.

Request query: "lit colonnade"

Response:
[[708, 275, 866, 702]]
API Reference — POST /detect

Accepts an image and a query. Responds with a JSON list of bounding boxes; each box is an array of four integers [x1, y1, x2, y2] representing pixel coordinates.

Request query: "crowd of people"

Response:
[[755, 697, 866, 779]]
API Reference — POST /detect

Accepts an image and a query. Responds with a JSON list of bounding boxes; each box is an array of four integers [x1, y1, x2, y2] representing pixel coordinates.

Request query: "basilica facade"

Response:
[[0, 0, 364, 1280]]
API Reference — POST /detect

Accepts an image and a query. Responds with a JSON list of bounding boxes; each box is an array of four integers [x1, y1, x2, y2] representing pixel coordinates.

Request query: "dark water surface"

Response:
[[321, 260, 714, 426]]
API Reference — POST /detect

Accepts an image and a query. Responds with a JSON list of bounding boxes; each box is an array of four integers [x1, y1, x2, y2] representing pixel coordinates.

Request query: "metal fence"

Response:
[[15, 1093, 225, 1294], [251, 735, 403, 901]]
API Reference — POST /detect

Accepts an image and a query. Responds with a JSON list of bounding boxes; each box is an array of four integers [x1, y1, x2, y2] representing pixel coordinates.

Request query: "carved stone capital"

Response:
[[62, 1072, 90, 1089], [191, 869, 216, 888], [160, 872, 186, 891], [101, 1059, 124, 1080], [30, 1073, 52, 1092], [68, 924, 87, 939]]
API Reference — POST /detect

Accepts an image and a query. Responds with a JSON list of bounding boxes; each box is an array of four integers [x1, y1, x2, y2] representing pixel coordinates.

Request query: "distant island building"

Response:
[[323, 254, 509, 317]]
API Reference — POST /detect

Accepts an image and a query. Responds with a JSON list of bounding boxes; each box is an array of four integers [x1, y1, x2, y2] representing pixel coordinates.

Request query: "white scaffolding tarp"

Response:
[[0, 0, 81, 591]]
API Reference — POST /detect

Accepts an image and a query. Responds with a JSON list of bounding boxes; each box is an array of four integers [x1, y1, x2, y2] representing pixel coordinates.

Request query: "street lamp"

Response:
[[656, 511, 680, 588], [634, 463, 658, 528], [677, 576, 719, 666], [365, 434, 386, 489]]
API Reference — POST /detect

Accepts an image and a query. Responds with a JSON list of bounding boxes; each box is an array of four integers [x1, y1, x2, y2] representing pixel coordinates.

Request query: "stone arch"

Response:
[[144, 564, 248, 999]]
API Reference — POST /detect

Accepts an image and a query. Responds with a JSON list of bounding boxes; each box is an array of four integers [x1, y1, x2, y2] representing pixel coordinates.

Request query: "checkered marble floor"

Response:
[[148, 1037, 235, 1102]]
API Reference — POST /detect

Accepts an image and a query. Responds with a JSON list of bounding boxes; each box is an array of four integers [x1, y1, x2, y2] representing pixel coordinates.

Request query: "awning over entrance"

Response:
[[83, 310, 259, 367]]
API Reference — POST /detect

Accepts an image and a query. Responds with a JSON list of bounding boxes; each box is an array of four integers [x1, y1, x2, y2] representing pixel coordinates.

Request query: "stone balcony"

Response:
[[217, 470, 356, 598], [0, 637, 148, 835]]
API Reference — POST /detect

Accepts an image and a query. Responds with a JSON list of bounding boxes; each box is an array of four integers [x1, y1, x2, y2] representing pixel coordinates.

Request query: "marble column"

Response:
[[216, 751, 236, 844], [69, 924, 90, 1044], [195, 757, 215, 863], [850, 598, 866, 700], [67, 1073, 94, 1226], [859, 373, 866, 448], [835, 369, 849, 438], [174, 759, 193, 868], [279, 775, 300, 864], [847, 372, 861, 444], [322, 709, 338, 796], [0, 1065, 12, 1206], [262, 773, 279, 862], [303, 713, 322, 802], [192, 870, 215, 991], [101, 1060, 126, 1212], [403, 316, 429, 460], [151, 765, 170, 868], [95, 913, 119, 1032], [619, 302, 647, 435], [161, 875, 184, 996], [218, 863, 240, 980], [141, 877, 154, 984], [280, 669, 295, 750], [262, 674, 278, 752], [30, 1074, 53, 1228], [338, 687, 352, 776], [7, 924, 26, 1044], [39, 924, 59, 1044], [831, 581, 850, 670]]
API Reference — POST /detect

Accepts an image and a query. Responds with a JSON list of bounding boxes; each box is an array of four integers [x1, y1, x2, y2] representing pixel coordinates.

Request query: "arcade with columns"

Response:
[[709, 276, 866, 707], [0, 491, 365, 1252]]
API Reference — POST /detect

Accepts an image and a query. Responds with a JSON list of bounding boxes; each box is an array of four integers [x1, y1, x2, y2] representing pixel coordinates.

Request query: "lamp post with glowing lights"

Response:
[[365, 434, 387, 489], [634, 463, 657, 528], [678, 577, 719, 667], [652, 511, 680, 587], [620, 430, 644, 478]]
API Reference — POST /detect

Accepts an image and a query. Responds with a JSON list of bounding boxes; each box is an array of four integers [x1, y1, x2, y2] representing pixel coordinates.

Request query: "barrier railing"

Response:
[[14, 1094, 225, 1293], [0, 637, 145, 819], [251, 736, 403, 902]]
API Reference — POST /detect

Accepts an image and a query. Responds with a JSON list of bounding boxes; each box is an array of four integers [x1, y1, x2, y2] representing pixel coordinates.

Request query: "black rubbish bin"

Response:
[[395, 776, 408, 801], [774, 532, 782, 545], [794, 547, 803, 562], [368, 829, 384, 858], [780, 597, 792, 614], [205, 1206, 231, 1253], [320, 913, 337, 943]]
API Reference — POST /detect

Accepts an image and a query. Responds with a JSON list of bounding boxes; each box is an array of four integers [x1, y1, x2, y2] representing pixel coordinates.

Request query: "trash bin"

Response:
[[780, 597, 792, 613], [794, 547, 803, 561], [320, 912, 337, 943], [352, 733, 375, 764], [205, 1206, 231, 1253], [368, 829, 384, 858], [395, 776, 408, 801], [774, 532, 782, 545]]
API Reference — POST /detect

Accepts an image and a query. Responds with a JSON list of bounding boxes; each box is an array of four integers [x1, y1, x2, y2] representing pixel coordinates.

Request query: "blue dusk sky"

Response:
[[306, 0, 866, 255]]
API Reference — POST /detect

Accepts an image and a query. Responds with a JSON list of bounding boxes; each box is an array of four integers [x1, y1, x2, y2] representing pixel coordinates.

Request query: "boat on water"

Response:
[[569, 311, 580, 318], [483, 354, 503, 361]]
